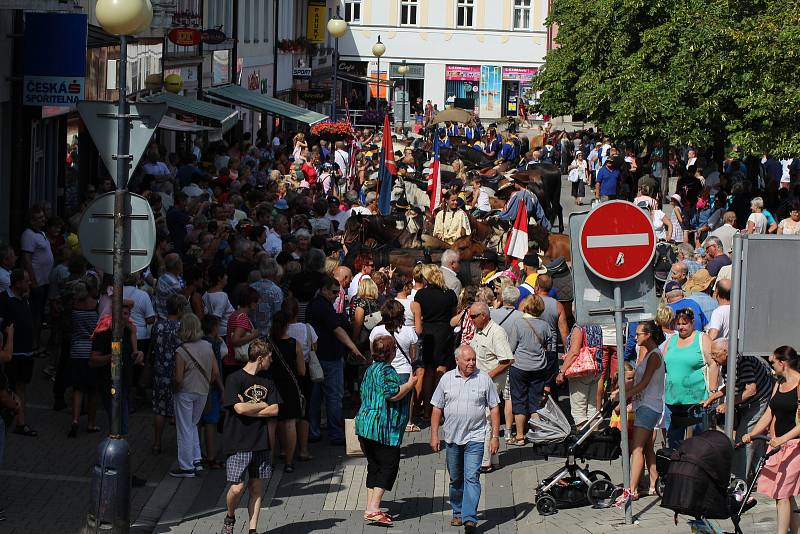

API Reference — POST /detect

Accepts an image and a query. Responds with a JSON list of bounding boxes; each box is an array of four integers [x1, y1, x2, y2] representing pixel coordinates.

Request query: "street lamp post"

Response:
[[371, 35, 385, 110], [397, 60, 409, 135], [88, 0, 152, 532], [327, 8, 348, 121]]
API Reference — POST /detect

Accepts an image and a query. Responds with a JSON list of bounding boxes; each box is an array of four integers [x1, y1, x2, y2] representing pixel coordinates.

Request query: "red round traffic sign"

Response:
[[579, 200, 656, 282]]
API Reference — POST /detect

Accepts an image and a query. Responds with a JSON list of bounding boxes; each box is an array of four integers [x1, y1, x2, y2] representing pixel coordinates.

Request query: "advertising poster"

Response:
[[23, 13, 87, 107], [480, 65, 501, 118]]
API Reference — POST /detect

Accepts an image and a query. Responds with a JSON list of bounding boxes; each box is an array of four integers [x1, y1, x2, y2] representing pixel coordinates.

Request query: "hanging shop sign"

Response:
[[339, 61, 368, 77], [292, 67, 312, 78], [201, 28, 226, 45], [502, 66, 539, 82], [23, 13, 87, 107], [299, 90, 327, 104], [168, 27, 202, 46], [306, 1, 327, 43]]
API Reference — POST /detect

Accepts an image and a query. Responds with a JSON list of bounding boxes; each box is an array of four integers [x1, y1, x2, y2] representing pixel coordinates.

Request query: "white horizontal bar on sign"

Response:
[[586, 233, 650, 248]]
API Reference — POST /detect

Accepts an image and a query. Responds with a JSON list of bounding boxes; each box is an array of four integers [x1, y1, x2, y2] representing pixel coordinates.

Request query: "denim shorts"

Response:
[[634, 405, 662, 430]]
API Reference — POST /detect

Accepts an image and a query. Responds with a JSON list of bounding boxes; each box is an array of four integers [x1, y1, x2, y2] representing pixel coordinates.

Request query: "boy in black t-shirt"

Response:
[[221, 339, 281, 534]]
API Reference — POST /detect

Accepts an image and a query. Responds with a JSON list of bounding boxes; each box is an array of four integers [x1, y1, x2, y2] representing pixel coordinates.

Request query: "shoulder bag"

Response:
[[178, 343, 213, 416], [306, 324, 324, 383], [564, 327, 600, 379]]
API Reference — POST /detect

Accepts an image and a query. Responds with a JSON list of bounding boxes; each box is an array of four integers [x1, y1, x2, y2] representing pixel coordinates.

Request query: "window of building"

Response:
[[513, 0, 532, 30], [253, 0, 260, 42], [344, 0, 361, 23], [400, 0, 418, 26], [457, 0, 475, 28], [243, 0, 251, 42]]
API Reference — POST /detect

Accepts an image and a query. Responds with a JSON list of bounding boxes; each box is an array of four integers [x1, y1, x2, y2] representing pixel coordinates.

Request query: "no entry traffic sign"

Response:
[[579, 200, 656, 282]]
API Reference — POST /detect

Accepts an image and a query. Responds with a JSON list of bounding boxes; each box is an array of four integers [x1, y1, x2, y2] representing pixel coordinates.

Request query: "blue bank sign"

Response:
[[23, 13, 87, 107]]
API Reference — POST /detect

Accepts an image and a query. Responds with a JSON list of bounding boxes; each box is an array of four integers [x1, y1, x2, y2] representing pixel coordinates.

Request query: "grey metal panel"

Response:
[[570, 211, 659, 326], [738, 235, 800, 356]]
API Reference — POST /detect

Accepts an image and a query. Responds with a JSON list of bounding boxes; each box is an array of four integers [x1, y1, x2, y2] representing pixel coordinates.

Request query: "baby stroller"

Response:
[[529, 398, 623, 515], [659, 431, 774, 534]]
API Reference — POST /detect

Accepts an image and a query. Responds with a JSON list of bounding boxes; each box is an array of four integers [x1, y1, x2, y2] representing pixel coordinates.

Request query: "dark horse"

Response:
[[511, 163, 564, 233]]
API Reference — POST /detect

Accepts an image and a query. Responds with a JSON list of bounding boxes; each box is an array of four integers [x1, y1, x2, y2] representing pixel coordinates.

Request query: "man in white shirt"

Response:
[[0, 243, 16, 293], [334, 141, 349, 177], [323, 197, 350, 232], [709, 211, 739, 255], [468, 302, 514, 471], [706, 278, 731, 340]]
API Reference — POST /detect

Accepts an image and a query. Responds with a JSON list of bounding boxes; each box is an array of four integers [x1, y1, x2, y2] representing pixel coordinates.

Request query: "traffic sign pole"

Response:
[[574, 202, 659, 525], [613, 285, 633, 524]]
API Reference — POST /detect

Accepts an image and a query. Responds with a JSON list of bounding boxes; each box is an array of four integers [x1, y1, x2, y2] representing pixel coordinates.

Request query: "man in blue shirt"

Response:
[[498, 175, 552, 231], [664, 280, 708, 330], [595, 158, 620, 201]]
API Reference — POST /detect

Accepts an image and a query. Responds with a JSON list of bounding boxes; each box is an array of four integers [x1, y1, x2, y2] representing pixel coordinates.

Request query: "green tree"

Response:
[[537, 0, 800, 156]]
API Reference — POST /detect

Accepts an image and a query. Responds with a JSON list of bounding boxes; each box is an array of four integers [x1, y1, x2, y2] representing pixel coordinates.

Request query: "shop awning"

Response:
[[206, 84, 328, 126], [158, 115, 218, 133], [143, 92, 238, 131]]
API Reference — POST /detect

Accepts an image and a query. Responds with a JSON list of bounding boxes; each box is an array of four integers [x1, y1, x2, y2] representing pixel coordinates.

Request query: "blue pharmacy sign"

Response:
[[23, 13, 87, 107]]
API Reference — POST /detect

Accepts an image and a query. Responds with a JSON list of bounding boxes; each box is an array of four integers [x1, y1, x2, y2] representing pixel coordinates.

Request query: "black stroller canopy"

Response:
[[675, 431, 733, 489]]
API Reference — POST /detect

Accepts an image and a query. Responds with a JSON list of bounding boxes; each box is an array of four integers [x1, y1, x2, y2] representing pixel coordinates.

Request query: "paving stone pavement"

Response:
[[0, 354, 177, 534], [139, 420, 779, 534]]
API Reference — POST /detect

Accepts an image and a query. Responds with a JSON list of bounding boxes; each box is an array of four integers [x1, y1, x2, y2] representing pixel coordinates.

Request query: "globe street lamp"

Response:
[[89, 0, 152, 532], [397, 60, 409, 136], [372, 35, 386, 110], [326, 7, 348, 121]]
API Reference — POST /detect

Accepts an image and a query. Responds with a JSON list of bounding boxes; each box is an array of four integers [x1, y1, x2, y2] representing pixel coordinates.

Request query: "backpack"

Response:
[[660, 431, 734, 520], [652, 241, 677, 284]]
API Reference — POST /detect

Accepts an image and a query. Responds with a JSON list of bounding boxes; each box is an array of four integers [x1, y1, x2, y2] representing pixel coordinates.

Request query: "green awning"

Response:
[[143, 92, 238, 132], [206, 84, 328, 126]]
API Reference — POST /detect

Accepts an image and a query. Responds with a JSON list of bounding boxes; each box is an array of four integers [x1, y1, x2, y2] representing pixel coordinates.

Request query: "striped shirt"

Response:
[[723, 355, 774, 405], [354, 362, 409, 447], [70, 308, 99, 359]]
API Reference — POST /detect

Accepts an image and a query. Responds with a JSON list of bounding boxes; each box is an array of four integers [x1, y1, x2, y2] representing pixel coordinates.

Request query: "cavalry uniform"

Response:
[[499, 189, 552, 232]]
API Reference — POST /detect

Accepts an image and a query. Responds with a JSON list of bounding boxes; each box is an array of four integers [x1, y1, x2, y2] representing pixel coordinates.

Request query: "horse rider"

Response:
[[433, 191, 472, 246], [446, 121, 460, 138], [437, 128, 452, 149], [498, 174, 552, 232]]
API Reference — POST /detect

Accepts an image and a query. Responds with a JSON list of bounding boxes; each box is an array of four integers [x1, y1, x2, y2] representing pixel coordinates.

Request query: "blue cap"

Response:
[[275, 199, 289, 210]]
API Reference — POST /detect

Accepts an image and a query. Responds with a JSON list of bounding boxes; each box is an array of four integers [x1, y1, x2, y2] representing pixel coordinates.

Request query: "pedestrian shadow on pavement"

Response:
[[401, 441, 437, 458], [267, 518, 345, 533], [273, 481, 344, 498]]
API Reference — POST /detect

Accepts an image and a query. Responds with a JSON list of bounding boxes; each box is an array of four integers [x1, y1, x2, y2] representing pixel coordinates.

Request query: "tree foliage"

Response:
[[537, 0, 800, 156]]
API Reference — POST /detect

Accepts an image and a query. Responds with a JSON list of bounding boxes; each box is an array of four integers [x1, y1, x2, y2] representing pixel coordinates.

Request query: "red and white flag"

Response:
[[504, 201, 529, 261], [428, 139, 442, 214]]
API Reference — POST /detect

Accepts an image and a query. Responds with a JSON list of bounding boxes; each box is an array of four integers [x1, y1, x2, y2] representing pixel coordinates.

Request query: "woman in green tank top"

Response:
[[663, 308, 716, 448]]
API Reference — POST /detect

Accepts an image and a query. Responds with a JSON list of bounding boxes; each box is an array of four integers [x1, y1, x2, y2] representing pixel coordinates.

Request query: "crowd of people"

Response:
[[0, 118, 799, 533]]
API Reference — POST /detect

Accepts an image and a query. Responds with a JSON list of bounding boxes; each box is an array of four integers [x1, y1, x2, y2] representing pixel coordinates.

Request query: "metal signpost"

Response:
[[571, 201, 658, 524], [78, 33, 163, 533], [724, 234, 800, 437]]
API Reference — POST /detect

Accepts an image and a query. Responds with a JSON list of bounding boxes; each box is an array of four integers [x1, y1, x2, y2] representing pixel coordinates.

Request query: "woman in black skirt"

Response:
[[412, 265, 457, 419], [269, 311, 306, 472]]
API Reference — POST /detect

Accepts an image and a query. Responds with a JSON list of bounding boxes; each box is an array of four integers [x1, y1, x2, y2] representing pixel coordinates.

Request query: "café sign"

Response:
[[168, 27, 202, 46]]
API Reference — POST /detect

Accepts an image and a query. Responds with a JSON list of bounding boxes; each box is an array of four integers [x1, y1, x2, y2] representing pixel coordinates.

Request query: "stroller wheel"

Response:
[[536, 494, 558, 516], [655, 476, 665, 497], [588, 470, 611, 482], [587, 479, 619, 508]]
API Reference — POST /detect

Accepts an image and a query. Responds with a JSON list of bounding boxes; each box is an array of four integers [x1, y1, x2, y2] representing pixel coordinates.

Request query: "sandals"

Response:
[[87, 426, 101, 433], [405, 423, 421, 433], [67, 422, 78, 438], [297, 454, 314, 462], [363, 511, 393, 526], [284, 464, 295, 473], [507, 437, 527, 446], [14, 425, 37, 437]]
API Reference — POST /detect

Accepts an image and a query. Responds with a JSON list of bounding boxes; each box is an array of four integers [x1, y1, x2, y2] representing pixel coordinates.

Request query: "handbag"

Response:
[[345, 418, 364, 457], [178, 344, 213, 416], [306, 324, 324, 383], [564, 327, 600, 379]]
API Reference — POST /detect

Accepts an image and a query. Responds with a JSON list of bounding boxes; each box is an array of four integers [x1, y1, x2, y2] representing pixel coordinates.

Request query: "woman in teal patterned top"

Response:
[[355, 335, 417, 526]]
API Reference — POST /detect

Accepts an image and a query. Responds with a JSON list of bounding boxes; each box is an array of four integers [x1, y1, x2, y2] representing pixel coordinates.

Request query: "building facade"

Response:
[[318, 0, 549, 120]]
